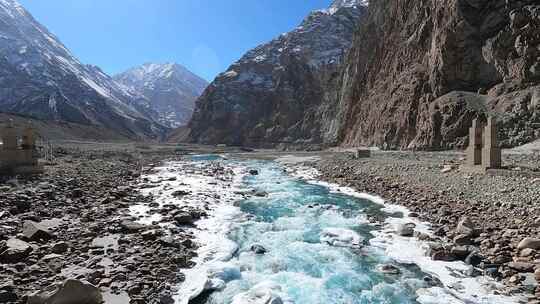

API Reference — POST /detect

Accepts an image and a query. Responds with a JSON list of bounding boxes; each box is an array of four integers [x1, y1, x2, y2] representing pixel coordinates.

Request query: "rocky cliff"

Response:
[[187, 0, 367, 148], [188, 0, 540, 150], [339, 0, 540, 149], [0, 0, 166, 140], [114, 63, 208, 128]]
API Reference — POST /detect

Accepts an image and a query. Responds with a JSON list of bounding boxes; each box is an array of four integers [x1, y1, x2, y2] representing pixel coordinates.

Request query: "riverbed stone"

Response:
[[250, 244, 267, 255], [51, 242, 69, 254], [396, 223, 414, 237], [171, 190, 191, 197], [119, 220, 145, 233], [378, 264, 401, 275], [508, 262, 535, 272], [0, 290, 17, 303], [22, 221, 54, 242], [26, 279, 102, 304], [0, 238, 33, 263], [518, 238, 540, 250], [174, 213, 194, 225]]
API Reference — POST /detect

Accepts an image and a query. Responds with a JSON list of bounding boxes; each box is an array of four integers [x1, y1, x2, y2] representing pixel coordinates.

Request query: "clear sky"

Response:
[[18, 0, 333, 82]]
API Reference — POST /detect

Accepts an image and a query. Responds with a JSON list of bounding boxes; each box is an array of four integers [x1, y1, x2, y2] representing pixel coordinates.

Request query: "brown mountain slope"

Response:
[[338, 0, 540, 149]]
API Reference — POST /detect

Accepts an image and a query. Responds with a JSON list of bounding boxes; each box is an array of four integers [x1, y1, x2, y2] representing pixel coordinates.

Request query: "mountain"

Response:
[[337, 0, 540, 150], [186, 0, 367, 148], [187, 0, 540, 151], [0, 0, 166, 139], [114, 63, 208, 128]]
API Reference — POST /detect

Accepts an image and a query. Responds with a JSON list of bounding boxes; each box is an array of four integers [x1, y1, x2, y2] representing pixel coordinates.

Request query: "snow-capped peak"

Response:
[[327, 0, 368, 14]]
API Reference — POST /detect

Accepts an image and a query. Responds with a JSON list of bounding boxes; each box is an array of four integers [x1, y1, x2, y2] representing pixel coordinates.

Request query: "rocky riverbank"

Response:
[[314, 151, 540, 302], [0, 146, 205, 304]]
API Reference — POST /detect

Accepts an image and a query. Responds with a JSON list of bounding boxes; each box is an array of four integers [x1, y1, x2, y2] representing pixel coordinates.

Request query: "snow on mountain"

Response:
[[0, 0, 165, 139], [114, 63, 208, 128]]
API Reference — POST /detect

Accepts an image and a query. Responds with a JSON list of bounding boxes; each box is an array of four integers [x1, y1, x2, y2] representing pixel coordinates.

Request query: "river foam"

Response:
[[133, 156, 524, 304], [290, 163, 524, 304]]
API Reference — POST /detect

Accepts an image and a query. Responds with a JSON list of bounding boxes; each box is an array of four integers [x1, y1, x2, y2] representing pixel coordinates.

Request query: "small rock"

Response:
[[249, 169, 259, 175], [440, 165, 453, 173], [119, 220, 145, 233], [254, 191, 268, 197], [250, 244, 267, 255], [378, 264, 401, 275], [174, 213, 194, 225], [465, 252, 483, 266], [432, 250, 456, 262], [450, 245, 473, 260], [396, 223, 415, 237], [453, 234, 473, 246], [51, 242, 69, 254], [171, 190, 191, 197], [455, 217, 475, 237], [159, 293, 175, 304]]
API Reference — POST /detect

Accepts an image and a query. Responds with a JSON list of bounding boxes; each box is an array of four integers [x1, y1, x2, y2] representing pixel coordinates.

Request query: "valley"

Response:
[[0, 0, 539, 303]]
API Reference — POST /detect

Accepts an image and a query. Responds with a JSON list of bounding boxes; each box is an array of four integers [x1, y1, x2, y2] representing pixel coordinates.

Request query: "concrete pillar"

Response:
[[22, 126, 36, 150], [1, 122, 18, 150], [482, 117, 502, 169], [467, 119, 483, 166]]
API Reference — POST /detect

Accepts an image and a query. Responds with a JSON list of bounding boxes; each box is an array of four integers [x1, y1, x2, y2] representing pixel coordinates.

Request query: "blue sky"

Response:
[[19, 0, 333, 82]]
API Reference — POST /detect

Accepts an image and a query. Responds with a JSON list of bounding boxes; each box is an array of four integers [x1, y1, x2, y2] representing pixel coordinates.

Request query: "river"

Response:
[[132, 155, 521, 304]]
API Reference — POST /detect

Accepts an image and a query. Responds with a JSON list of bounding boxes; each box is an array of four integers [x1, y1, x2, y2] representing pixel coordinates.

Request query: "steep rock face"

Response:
[[114, 63, 208, 128], [0, 0, 166, 139], [188, 0, 366, 147], [339, 0, 540, 149]]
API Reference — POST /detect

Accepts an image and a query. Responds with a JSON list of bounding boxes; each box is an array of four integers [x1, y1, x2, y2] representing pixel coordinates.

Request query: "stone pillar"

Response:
[[1, 121, 18, 150], [467, 119, 483, 166], [22, 126, 36, 150], [482, 117, 502, 169]]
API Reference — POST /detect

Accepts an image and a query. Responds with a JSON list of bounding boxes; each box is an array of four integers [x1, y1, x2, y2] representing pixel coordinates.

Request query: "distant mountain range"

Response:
[[0, 0, 206, 139], [114, 63, 208, 128]]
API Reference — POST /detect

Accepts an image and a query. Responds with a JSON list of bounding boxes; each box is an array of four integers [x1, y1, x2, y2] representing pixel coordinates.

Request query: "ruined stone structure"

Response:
[[353, 148, 371, 159], [466, 117, 502, 171], [0, 121, 43, 175]]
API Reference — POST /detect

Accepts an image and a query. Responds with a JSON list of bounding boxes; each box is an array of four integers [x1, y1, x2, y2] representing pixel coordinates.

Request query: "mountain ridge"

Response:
[[186, 1, 367, 147], [114, 62, 208, 128], [0, 0, 167, 139]]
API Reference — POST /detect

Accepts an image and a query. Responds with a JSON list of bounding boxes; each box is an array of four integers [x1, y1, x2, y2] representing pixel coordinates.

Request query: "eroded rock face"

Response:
[[188, 0, 539, 150], [188, 1, 367, 148], [339, 0, 540, 149]]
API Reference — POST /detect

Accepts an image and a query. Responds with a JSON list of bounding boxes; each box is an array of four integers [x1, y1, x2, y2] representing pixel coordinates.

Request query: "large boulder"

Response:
[[27, 279, 102, 304], [23, 221, 54, 242], [0, 238, 33, 263], [517, 238, 540, 250]]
